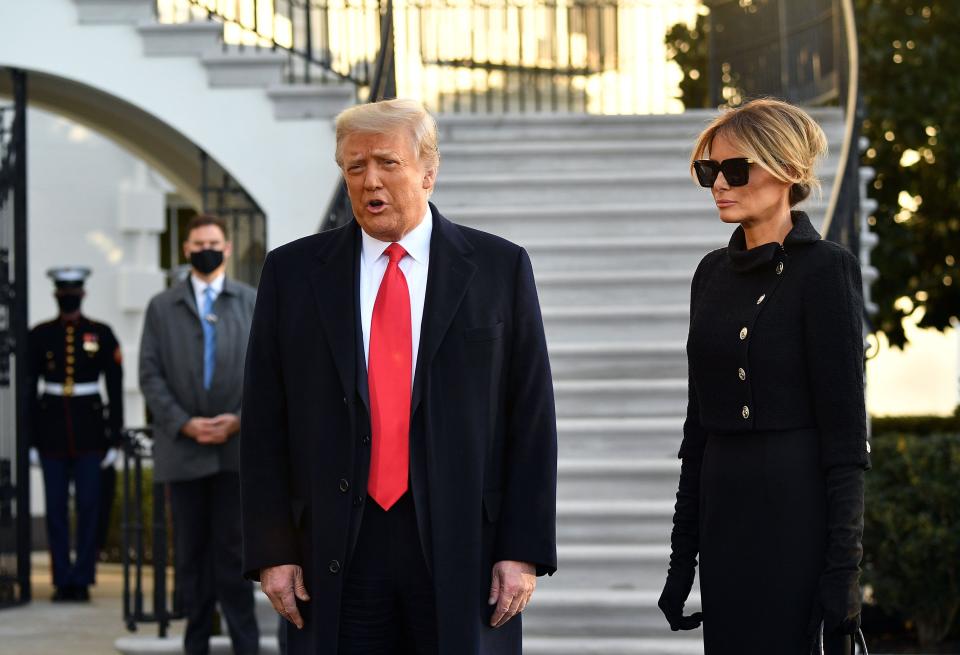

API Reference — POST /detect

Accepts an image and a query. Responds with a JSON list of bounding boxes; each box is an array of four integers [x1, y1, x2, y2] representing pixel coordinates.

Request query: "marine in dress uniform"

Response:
[[28, 267, 123, 602]]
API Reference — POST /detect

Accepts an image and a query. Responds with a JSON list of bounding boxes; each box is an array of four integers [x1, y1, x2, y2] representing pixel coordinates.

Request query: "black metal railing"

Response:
[[156, 0, 702, 115], [120, 427, 182, 636], [319, 0, 397, 232], [0, 67, 30, 609]]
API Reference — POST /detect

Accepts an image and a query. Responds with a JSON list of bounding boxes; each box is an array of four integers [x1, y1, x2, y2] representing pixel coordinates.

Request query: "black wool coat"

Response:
[[680, 211, 871, 472], [240, 204, 558, 655]]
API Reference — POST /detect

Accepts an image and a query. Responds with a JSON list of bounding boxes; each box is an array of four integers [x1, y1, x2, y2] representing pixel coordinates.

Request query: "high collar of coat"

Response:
[[726, 210, 821, 273]]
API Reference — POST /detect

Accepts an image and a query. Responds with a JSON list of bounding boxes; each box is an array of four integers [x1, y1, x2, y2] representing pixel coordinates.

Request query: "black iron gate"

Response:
[[0, 67, 31, 608]]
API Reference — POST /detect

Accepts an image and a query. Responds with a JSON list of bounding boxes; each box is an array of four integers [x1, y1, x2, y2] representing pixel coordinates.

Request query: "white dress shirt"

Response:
[[191, 272, 225, 317], [359, 207, 432, 383]]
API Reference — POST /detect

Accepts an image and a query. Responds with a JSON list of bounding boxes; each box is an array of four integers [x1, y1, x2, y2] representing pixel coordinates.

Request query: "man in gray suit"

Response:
[[139, 213, 260, 655]]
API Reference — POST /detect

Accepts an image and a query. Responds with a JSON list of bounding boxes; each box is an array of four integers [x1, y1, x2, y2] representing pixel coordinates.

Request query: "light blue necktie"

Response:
[[201, 286, 217, 390]]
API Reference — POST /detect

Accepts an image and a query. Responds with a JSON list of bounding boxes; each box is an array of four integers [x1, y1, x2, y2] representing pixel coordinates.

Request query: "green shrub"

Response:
[[99, 465, 174, 566], [863, 428, 960, 647]]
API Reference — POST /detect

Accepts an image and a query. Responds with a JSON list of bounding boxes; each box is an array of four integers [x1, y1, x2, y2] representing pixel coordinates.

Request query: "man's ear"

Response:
[[224, 241, 234, 260], [422, 166, 437, 190]]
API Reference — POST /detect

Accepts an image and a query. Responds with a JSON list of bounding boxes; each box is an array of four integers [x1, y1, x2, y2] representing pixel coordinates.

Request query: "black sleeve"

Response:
[[802, 246, 870, 471], [26, 327, 43, 448], [238, 253, 298, 580], [493, 248, 559, 576], [802, 246, 868, 632], [100, 326, 124, 446], [668, 255, 711, 578]]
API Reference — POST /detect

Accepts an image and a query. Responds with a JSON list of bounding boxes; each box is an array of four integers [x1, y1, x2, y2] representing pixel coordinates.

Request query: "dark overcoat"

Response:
[[240, 204, 558, 654]]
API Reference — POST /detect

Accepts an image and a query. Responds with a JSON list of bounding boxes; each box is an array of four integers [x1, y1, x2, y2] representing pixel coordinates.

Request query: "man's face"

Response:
[[341, 131, 436, 242], [182, 224, 232, 262]]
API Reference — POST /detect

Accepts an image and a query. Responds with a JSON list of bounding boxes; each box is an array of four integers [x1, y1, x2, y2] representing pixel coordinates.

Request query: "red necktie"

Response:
[[367, 243, 412, 511]]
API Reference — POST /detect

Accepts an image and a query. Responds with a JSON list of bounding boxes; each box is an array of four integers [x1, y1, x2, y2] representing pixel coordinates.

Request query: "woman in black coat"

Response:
[[658, 99, 869, 654]]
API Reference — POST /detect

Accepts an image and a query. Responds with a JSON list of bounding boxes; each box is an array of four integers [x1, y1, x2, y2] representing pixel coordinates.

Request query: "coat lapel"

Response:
[[308, 223, 359, 402], [411, 205, 476, 415]]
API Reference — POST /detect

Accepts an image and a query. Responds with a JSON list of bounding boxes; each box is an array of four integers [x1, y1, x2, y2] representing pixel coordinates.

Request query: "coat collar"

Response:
[[308, 203, 476, 414], [727, 210, 821, 273]]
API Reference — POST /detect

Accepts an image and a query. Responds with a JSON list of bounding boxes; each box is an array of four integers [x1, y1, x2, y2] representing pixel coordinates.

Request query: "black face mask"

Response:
[[57, 295, 82, 314], [190, 249, 224, 275]]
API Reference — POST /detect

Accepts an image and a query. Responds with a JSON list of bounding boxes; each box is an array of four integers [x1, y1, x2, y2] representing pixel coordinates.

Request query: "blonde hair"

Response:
[[334, 98, 440, 172], [691, 98, 828, 206]]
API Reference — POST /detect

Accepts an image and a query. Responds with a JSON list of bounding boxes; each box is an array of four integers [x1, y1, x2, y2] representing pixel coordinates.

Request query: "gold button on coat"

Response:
[[757, 294, 766, 304], [775, 262, 785, 275], [738, 368, 746, 381], [742, 405, 750, 419], [739, 327, 748, 340]]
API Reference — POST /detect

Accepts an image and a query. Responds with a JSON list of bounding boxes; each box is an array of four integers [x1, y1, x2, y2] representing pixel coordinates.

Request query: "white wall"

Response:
[[27, 107, 169, 516], [0, 0, 337, 251]]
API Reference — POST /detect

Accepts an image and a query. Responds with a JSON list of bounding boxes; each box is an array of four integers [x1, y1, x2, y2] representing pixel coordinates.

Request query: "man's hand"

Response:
[[261, 564, 310, 630], [488, 560, 536, 628], [211, 413, 241, 437], [182, 414, 238, 445]]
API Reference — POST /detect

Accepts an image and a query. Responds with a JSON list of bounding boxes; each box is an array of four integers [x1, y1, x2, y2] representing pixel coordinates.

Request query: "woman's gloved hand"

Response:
[[660, 454, 704, 631], [658, 567, 703, 631]]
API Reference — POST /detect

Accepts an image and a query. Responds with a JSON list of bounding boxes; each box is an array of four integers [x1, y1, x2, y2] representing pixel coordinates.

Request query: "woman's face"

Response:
[[706, 133, 791, 227]]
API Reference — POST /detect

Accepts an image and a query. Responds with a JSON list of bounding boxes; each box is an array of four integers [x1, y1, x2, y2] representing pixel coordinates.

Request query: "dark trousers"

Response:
[[41, 453, 101, 588], [169, 472, 260, 655], [338, 492, 439, 655]]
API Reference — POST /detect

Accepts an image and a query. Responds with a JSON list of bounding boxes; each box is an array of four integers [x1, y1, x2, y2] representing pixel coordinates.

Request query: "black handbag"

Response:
[[818, 626, 868, 655]]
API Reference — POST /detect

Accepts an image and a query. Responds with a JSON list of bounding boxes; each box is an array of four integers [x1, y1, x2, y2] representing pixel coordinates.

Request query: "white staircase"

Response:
[[432, 110, 845, 654]]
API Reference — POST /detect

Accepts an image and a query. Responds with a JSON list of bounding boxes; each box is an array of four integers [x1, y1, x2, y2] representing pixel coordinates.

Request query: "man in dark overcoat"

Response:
[[240, 98, 558, 654]]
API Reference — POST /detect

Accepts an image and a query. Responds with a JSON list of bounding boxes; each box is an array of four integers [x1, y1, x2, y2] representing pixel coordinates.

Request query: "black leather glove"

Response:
[[808, 464, 865, 649], [659, 455, 703, 631]]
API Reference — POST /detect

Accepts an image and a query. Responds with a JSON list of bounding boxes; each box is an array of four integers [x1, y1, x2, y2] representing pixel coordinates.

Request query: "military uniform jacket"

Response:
[[139, 277, 257, 483], [679, 210, 871, 472], [28, 316, 124, 456]]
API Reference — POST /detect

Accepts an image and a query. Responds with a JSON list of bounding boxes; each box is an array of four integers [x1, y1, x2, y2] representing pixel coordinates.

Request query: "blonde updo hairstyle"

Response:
[[334, 98, 440, 174], [691, 98, 828, 206]]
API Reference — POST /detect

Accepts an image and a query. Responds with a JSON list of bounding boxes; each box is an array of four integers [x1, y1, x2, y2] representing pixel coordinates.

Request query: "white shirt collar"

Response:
[[191, 272, 225, 295], [360, 206, 433, 267]]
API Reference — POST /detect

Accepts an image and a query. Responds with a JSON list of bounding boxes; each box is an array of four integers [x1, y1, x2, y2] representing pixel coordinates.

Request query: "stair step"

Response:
[[434, 171, 756, 206], [537, 270, 690, 306], [557, 499, 675, 544], [558, 458, 680, 501], [543, 305, 689, 342], [115, 635, 279, 654], [525, 589, 701, 638], [75, 0, 154, 24], [525, 236, 722, 273], [557, 417, 683, 460], [446, 202, 826, 239], [437, 108, 844, 143], [439, 140, 706, 174], [549, 342, 687, 380], [554, 379, 687, 418], [553, 544, 670, 590], [138, 20, 222, 57], [267, 82, 354, 121], [202, 49, 287, 88], [523, 636, 704, 654]]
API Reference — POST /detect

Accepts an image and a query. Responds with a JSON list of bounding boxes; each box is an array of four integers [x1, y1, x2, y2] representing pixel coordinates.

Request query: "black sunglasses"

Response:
[[693, 157, 755, 187]]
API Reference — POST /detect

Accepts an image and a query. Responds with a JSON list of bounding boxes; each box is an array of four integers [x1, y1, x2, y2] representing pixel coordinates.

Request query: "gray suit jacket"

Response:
[[139, 277, 256, 482]]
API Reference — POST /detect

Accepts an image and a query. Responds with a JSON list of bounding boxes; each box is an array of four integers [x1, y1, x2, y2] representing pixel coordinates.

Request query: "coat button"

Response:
[[343, 396, 348, 405], [742, 405, 750, 419], [338, 479, 350, 493], [866, 441, 872, 454], [739, 327, 748, 340], [775, 262, 785, 275], [738, 368, 746, 381], [328, 560, 341, 574], [361, 434, 371, 445], [353, 495, 365, 507], [756, 294, 766, 304]]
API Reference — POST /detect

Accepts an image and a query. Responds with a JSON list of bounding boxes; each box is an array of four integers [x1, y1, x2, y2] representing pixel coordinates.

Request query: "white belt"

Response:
[[43, 381, 101, 397]]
